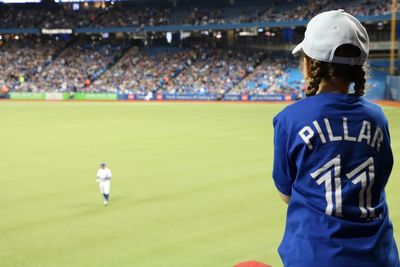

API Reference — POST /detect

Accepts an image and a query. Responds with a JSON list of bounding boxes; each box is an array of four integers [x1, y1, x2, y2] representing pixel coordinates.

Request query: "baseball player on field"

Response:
[[96, 162, 112, 205], [272, 10, 399, 267]]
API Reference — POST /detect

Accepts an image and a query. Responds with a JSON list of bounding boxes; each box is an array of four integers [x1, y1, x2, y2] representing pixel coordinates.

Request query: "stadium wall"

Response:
[[6, 92, 400, 102], [7, 92, 292, 102]]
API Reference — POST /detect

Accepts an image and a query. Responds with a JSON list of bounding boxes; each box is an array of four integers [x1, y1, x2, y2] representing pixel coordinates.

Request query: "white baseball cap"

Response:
[[292, 9, 369, 65]]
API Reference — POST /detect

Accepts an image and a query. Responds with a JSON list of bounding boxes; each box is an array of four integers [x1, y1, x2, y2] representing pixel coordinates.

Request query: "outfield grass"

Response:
[[0, 101, 399, 267]]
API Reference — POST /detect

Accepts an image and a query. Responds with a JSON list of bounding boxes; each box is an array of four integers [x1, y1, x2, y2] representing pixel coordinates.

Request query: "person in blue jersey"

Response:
[[272, 10, 399, 267]]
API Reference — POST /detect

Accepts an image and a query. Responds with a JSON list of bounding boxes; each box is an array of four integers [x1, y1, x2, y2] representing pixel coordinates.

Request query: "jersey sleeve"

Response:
[[108, 169, 112, 178], [96, 170, 100, 178], [272, 115, 294, 196]]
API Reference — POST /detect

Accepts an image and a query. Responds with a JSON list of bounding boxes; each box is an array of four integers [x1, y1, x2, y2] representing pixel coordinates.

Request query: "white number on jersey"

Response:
[[310, 155, 376, 219], [346, 157, 375, 218], [310, 155, 342, 217]]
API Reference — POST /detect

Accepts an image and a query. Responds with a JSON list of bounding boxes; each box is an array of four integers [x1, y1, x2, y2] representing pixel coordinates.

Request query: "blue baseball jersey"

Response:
[[273, 92, 399, 267]]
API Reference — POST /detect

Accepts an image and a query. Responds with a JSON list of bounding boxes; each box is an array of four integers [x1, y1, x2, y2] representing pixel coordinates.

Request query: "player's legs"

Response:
[[103, 180, 110, 195], [99, 182, 104, 194], [99, 181, 108, 204], [103, 181, 110, 204]]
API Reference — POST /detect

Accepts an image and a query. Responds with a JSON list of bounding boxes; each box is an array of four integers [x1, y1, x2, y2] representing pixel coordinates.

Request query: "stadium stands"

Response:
[[0, 0, 394, 28], [164, 48, 261, 95], [0, 37, 64, 92], [6, 36, 130, 92], [90, 47, 193, 94], [0, 0, 396, 99], [231, 57, 303, 96]]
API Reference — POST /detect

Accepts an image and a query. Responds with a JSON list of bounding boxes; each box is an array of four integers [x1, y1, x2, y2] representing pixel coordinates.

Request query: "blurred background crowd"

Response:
[[0, 0, 393, 28], [0, 0, 396, 97]]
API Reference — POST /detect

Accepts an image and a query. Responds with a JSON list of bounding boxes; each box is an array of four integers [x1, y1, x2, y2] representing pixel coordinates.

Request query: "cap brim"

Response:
[[292, 41, 303, 55]]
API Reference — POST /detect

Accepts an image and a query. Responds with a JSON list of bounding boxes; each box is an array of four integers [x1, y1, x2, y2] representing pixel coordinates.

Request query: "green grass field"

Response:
[[0, 101, 399, 267]]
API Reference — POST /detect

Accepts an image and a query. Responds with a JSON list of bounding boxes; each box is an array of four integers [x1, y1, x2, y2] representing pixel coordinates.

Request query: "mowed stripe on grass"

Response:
[[0, 101, 398, 267]]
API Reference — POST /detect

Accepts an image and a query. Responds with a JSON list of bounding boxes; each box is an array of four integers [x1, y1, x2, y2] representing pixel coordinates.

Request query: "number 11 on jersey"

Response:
[[311, 154, 375, 218]]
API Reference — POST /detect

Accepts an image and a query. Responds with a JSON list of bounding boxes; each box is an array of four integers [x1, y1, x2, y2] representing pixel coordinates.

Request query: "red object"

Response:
[[234, 260, 272, 267]]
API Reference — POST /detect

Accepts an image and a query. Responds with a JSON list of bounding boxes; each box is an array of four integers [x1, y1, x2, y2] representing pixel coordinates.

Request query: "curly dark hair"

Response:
[[301, 44, 369, 97]]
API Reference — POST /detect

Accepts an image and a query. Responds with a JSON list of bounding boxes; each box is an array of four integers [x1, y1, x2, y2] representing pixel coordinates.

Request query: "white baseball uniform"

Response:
[[97, 167, 112, 195]]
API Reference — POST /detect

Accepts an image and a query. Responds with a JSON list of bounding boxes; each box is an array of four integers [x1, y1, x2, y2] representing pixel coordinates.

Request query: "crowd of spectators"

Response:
[[7, 37, 129, 92], [264, 0, 395, 22], [0, 0, 394, 29], [73, 47, 302, 96], [332, 0, 394, 17], [89, 47, 194, 94], [86, 47, 289, 96], [0, 7, 45, 28], [0, 38, 63, 92], [264, 0, 331, 22], [0, 0, 394, 95], [92, 6, 171, 28], [41, 7, 102, 29], [0, 5, 102, 29], [178, 7, 226, 25], [162, 48, 261, 95], [0, 37, 301, 96], [232, 58, 302, 95]]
